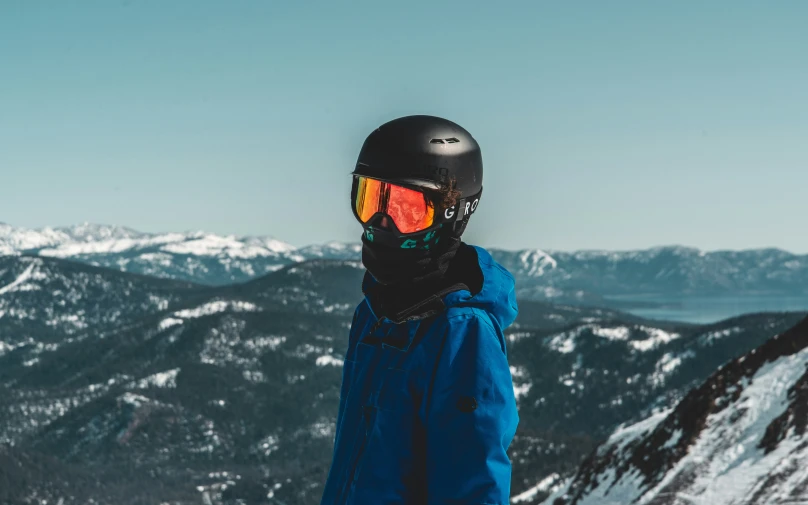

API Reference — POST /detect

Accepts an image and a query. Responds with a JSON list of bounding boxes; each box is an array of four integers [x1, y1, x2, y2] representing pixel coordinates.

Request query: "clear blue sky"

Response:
[[2, 1, 807, 252]]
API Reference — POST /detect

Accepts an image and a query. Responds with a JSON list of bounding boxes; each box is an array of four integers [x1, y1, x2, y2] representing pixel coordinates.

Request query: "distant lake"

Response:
[[604, 294, 808, 324]]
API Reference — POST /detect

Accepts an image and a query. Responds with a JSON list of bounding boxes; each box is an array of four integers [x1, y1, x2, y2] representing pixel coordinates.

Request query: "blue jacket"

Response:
[[320, 245, 520, 505]]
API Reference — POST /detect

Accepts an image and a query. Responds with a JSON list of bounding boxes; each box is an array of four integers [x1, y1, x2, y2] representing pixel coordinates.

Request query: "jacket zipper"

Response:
[[336, 404, 374, 505]]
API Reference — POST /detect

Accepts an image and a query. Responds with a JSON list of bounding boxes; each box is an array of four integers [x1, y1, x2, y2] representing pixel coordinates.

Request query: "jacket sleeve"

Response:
[[425, 313, 519, 505]]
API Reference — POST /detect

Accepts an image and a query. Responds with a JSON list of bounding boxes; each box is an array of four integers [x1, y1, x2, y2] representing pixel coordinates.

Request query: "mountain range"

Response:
[[2, 250, 806, 504], [3, 223, 808, 305]]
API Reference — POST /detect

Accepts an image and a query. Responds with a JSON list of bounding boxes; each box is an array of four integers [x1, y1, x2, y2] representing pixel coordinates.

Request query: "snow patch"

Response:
[[310, 420, 335, 439], [549, 331, 577, 354], [158, 317, 184, 330], [119, 392, 152, 407], [662, 428, 683, 449], [0, 337, 34, 356], [173, 300, 260, 319], [514, 382, 532, 400], [135, 369, 180, 389], [517, 249, 558, 276], [630, 326, 681, 352], [512, 473, 561, 503], [138, 252, 174, 267], [243, 370, 266, 383], [510, 365, 532, 399], [322, 303, 351, 313], [0, 262, 38, 295], [700, 326, 742, 345], [648, 349, 697, 387], [507, 331, 532, 343], [592, 326, 630, 341], [255, 434, 280, 456], [316, 355, 343, 367]]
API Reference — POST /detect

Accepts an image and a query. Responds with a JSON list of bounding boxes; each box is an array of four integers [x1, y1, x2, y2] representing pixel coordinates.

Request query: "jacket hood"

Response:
[[442, 245, 519, 330]]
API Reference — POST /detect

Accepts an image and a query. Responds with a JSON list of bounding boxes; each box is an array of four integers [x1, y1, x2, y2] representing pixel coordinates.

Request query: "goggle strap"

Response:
[[452, 189, 483, 222]]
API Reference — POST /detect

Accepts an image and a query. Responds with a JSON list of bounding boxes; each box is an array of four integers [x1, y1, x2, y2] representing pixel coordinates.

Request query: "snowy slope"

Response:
[[544, 315, 808, 505]]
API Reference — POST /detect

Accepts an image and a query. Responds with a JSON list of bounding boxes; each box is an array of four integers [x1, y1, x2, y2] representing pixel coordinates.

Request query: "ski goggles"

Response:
[[352, 176, 438, 234]]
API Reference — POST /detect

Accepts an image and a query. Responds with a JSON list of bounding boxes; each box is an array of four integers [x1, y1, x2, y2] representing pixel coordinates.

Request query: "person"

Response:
[[320, 115, 519, 505]]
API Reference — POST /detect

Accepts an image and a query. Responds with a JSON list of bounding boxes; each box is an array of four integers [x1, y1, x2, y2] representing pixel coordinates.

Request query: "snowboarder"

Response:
[[320, 115, 519, 504]]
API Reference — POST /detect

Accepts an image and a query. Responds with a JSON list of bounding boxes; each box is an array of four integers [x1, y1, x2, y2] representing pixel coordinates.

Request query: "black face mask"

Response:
[[362, 228, 483, 323], [360, 229, 468, 323], [360, 230, 460, 287]]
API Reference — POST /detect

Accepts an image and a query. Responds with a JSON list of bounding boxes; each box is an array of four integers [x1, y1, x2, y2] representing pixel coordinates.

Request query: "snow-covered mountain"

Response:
[[544, 315, 808, 505], [3, 223, 808, 300], [0, 222, 145, 253], [1, 223, 304, 285]]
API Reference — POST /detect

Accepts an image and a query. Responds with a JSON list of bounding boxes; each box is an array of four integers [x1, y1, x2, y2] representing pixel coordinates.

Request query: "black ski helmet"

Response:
[[351, 115, 484, 249]]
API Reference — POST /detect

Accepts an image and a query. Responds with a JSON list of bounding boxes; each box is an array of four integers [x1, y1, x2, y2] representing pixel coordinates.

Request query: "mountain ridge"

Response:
[[3, 224, 808, 307]]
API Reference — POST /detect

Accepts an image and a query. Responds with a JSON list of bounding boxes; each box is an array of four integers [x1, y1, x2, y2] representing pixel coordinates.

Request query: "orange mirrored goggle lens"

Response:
[[354, 177, 435, 233]]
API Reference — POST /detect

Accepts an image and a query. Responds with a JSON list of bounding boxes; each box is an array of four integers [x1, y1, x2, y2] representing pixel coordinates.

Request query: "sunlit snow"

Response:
[[512, 473, 561, 503], [548, 329, 579, 354], [507, 331, 532, 343], [173, 300, 260, 319], [0, 262, 37, 295], [700, 326, 742, 345], [134, 368, 180, 389], [309, 420, 336, 439], [255, 434, 280, 456], [649, 349, 696, 387], [158, 317, 184, 330], [592, 326, 630, 341], [517, 249, 558, 276], [316, 355, 343, 367], [510, 366, 532, 400], [630, 326, 681, 352]]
